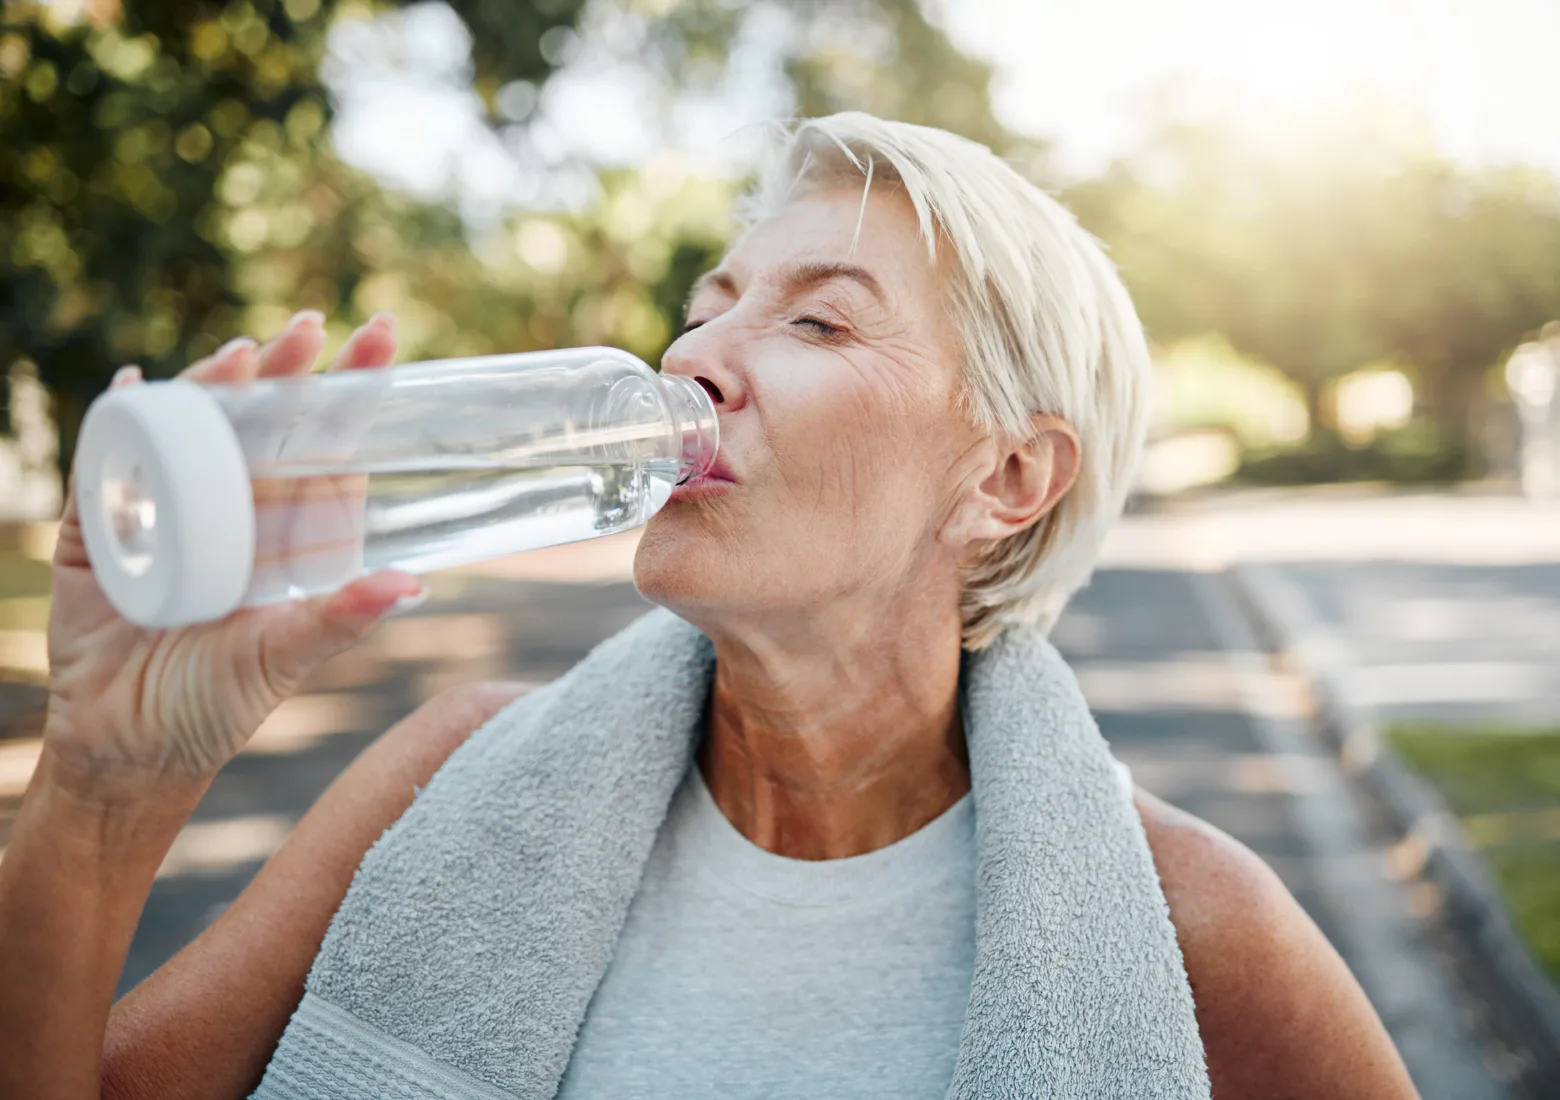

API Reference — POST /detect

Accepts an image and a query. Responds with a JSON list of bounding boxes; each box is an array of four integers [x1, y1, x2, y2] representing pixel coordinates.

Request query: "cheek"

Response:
[[632, 360, 963, 611], [763, 358, 954, 536]]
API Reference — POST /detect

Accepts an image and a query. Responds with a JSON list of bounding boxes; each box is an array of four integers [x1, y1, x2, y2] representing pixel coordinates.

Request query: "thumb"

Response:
[[257, 571, 423, 692]]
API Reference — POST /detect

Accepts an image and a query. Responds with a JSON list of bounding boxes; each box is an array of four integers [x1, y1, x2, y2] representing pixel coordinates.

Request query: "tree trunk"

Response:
[[53, 389, 87, 484], [1415, 368, 1483, 478], [1301, 377, 1328, 437]]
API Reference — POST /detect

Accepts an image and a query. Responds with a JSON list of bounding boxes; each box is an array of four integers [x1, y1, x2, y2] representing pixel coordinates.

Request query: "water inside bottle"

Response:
[[241, 456, 678, 606]]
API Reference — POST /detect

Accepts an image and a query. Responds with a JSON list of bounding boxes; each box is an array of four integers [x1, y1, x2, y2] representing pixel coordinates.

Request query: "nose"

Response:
[[660, 324, 746, 413]]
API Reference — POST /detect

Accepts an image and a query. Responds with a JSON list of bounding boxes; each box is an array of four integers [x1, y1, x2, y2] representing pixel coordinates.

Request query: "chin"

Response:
[[632, 508, 732, 617]]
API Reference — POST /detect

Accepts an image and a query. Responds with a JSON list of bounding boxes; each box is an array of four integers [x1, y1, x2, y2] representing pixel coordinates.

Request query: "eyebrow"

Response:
[[687, 261, 887, 309], [788, 260, 886, 304]]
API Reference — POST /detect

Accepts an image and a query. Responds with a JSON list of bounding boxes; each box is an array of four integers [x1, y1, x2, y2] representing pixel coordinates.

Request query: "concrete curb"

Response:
[[1228, 562, 1560, 1083]]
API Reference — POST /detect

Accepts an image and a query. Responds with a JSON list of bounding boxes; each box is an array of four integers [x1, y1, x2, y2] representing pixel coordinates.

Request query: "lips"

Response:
[[671, 457, 737, 500]]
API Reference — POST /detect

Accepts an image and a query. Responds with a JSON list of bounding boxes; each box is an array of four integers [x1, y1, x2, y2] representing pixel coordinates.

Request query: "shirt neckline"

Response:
[[676, 764, 975, 908]]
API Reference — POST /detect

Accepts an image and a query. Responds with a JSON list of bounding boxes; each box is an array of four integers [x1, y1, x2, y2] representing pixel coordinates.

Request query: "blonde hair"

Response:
[[741, 113, 1153, 648]]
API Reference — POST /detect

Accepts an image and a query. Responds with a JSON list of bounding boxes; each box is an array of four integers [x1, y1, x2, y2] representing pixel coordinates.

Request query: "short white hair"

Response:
[[741, 113, 1153, 648]]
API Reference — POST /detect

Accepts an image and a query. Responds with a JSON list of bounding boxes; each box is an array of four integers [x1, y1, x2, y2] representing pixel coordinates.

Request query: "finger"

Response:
[[257, 310, 327, 378], [256, 571, 423, 691], [54, 470, 88, 568], [329, 313, 398, 373], [181, 338, 260, 385]]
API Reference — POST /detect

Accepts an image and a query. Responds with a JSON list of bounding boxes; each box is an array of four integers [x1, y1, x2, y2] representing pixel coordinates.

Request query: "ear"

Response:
[[938, 415, 1080, 552]]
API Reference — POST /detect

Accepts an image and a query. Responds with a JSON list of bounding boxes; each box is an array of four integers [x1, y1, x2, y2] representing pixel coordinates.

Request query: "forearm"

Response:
[[0, 746, 207, 1100]]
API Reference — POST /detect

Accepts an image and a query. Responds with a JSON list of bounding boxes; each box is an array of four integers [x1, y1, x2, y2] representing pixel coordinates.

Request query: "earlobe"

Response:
[[935, 490, 977, 549]]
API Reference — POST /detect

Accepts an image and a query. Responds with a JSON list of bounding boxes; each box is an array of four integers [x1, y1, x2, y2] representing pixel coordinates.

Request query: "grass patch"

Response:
[[1388, 724, 1560, 985], [0, 551, 52, 602], [0, 596, 49, 632]]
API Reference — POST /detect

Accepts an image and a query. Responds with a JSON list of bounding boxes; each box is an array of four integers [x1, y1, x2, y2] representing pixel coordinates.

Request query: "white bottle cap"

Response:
[[74, 380, 256, 628]]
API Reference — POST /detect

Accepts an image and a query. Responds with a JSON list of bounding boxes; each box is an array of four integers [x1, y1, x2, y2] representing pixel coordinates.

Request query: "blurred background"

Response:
[[2, 0, 1559, 1096]]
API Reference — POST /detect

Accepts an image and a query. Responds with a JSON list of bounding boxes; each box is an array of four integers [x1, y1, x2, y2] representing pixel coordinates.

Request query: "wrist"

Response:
[[2, 746, 207, 903], [33, 740, 210, 829]]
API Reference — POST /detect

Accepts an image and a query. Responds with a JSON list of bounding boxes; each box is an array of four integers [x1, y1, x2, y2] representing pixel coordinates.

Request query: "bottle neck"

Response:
[[658, 373, 720, 484]]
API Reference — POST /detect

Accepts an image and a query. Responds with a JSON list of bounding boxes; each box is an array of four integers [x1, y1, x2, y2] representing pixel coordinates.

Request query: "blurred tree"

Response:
[[782, 0, 1012, 154], [1369, 163, 1560, 445], [0, 0, 584, 471], [2, 0, 1013, 473], [1071, 105, 1560, 466], [1070, 115, 1393, 429]]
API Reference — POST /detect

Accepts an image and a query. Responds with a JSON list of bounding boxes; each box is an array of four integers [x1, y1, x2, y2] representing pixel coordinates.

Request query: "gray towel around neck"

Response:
[[253, 609, 1210, 1100]]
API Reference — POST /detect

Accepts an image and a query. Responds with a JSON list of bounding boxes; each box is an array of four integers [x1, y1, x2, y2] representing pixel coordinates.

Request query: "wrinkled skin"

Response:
[[636, 186, 1077, 860], [637, 187, 1045, 636]]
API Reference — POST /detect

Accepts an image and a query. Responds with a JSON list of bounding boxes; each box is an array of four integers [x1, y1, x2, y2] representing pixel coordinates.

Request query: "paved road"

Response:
[[90, 547, 1525, 1096], [1063, 567, 1523, 1098], [1280, 560, 1560, 728], [1129, 491, 1560, 730]]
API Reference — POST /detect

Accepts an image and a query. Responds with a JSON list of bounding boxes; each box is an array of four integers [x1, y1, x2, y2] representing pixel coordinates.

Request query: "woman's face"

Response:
[[635, 186, 997, 632]]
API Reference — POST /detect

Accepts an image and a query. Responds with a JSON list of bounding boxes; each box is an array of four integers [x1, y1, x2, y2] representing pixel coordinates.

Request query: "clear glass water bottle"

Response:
[[73, 347, 718, 628]]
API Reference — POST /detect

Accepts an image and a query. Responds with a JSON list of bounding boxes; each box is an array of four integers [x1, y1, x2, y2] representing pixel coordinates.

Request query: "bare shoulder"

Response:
[[102, 681, 530, 1100], [1132, 787, 1419, 1100]]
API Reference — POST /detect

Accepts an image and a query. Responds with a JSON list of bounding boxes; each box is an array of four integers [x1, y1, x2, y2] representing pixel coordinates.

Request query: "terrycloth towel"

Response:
[[253, 609, 1210, 1099]]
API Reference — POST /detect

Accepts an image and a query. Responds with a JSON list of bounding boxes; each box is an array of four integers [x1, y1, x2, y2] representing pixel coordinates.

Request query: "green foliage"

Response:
[[784, 0, 1011, 153], [2, 1, 328, 454], [0, 549, 52, 602], [1389, 725, 1560, 983], [1152, 334, 1308, 449], [1, 0, 1011, 473], [1235, 422, 1469, 485], [1069, 107, 1560, 459], [0, 0, 586, 459]]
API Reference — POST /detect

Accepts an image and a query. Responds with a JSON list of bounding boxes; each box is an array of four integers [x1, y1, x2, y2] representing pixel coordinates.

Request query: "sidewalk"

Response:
[[1232, 558, 1560, 1089], [1125, 487, 1560, 1093]]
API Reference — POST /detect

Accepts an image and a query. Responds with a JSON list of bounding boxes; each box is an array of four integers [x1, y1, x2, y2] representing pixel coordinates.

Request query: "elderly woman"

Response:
[[1, 115, 1416, 1100]]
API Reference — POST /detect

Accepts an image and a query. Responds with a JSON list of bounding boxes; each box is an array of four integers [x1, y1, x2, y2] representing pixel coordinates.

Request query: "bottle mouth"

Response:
[[659, 373, 720, 484]]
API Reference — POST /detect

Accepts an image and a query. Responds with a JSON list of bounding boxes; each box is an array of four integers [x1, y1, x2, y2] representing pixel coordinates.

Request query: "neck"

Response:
[[696, 594, 970, 861]]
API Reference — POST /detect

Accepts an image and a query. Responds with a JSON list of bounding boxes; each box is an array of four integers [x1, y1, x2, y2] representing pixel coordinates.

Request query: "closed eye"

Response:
[[792, 317, 842, 338]]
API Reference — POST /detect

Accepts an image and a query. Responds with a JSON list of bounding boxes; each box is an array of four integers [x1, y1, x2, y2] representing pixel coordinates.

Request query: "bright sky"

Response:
[[945, 0, 1560, 178]]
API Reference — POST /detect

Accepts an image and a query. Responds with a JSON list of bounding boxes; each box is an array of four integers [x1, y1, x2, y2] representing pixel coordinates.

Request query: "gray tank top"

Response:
[[555, 763, 979, 1098]]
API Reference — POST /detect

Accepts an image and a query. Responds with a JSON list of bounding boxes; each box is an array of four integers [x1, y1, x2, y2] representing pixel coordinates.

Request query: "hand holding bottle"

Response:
[[43, 311, 423, 794]]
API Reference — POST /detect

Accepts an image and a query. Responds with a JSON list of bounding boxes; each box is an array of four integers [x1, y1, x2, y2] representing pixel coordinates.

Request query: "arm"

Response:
[[0, 755, 209, 1100], [0, 312, 426, 1100], [99, 682, 526, 1100], [1135, 789, 1420, 1100], [0, 681, 521, 1100]]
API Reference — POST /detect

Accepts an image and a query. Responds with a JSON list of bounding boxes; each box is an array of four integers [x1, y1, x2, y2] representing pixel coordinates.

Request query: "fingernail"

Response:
[[386, 588, 428, 616], [368, 312, 397, 331], [217, 336, 257, 358], [291, 310, 325, 330], [111, 365, 143, 387]]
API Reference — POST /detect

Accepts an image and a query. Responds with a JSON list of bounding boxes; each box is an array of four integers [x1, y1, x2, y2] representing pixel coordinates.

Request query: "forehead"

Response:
[[713, 186, 945, 304]]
